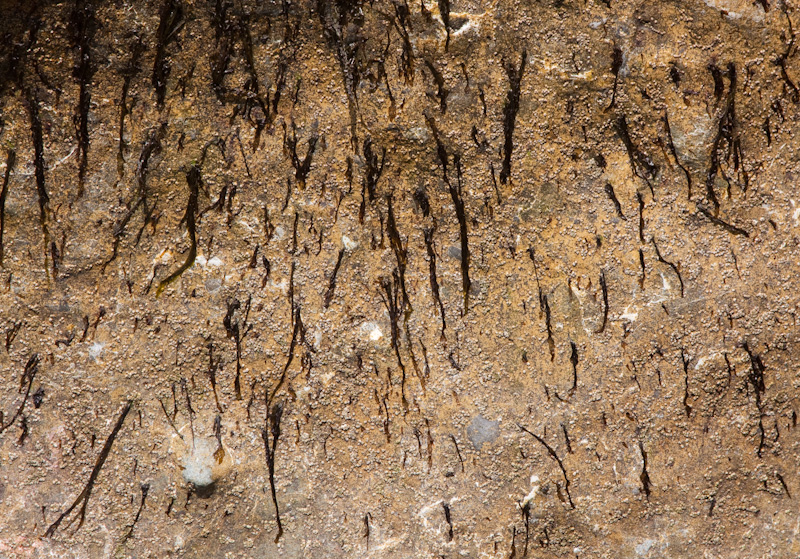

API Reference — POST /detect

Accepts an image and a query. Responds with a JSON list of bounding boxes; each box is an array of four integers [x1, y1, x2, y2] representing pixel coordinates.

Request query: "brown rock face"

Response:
[[1, 0, 799, 557]]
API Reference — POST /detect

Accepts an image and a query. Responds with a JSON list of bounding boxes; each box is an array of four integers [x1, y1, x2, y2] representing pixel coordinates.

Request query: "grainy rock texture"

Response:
[[1, 0, 800, 557]]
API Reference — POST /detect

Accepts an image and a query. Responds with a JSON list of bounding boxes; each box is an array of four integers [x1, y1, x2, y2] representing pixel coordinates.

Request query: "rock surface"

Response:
[[1, 0, 800, 557]]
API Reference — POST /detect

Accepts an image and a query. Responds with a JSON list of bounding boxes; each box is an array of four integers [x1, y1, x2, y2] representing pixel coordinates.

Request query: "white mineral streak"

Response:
[[521, 475, 541, 508]]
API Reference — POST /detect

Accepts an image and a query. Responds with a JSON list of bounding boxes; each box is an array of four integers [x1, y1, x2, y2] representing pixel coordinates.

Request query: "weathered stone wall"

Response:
[[1, 0, 799, 557]]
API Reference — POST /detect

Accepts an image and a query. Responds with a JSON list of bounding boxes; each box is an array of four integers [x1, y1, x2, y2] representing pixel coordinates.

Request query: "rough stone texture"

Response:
[[1, 0, 800, 557]]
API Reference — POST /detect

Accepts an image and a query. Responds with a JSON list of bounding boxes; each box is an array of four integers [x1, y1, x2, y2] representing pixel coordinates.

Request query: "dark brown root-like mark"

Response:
[[376, 388, 391, 442], [705, 63, 747, 211], [391, 2, 415, 84], [210, 0, 235, 99], [105, 124, 166, 271], [742, 341, 767, 457], [638, 249, 646, 290], [777, 472, 791, 498], [639, 441, 652, 498], [652, 238, 684, 297], [121, 483, 150, 543], [152, 0, 185, 108], [264, 206, 275, 244], [419, 337, 431, 383], [543, 294, 555, 362], [323, 248, 345, 308], [518, 424, 575, 508], [180, 378, 196, 448], [16, 416, 28, 445], [380, 270, 409, 410], [569, 341, 578, 394], [0, 148, 16, 266], [117, 33, 145, 180], [269, 303, 304, 408], [288, 259, 296, 315], [270, 57, 292, 130], [424, 58, 448, 113], [471, 125, 488, 151], [451, 155, 471, 314], [70, 0, 98, 199], [363, 137, 387, 202], [604, 182, 625, 219], [449, 434, 464, 472], [597, 271, 609, 333], [403, 322, 423, 390], [519, 497, 531, 556], [526, 246, 545, 313], [613, 114, 657, 196], [500, 50, 526, 185], [777, 5, 798, 103], [426, 114, 449, 182], [377, 59, 397, 121], [709, 63, 725, 101], [386, 194, 411, 316], [697, 205, 749, 237], [425, 418, 434, 472], [45, 400, 132, 537], [235, 130, 252, 179], [54, 328, 76, 348], [159, 396, 182, 439], [0, 354, 39, 436], [224, 297, 252, 400], [427, 115, 471, 312], [290, 212, 299, 255], [424, 227, 446, 339], [561, 423, 573, 453], [24, 89, 51, 279], [681, 350, 692, 417], [156, 164, 201, 296], [637, 191, 645, 243], [285, 121, 318, 190], [763, 116, 772, 146], [261, 254, 272, 288], [438, 0, 451, 51], [317, 0, 363, 150], [212, 2, 295, 142], [606, 45, 623, 111], [663, 111, 692, 200], [442, 501, 454, 541], [261, 400, 284, 543], [32, 387, 44, 408], [669, 62, 681, 89], [508, 525, 518, 559], [213, 414, 224, 463], [414, 186, 430, 217], [78, 315, 90, 343], [363, 512, 371, 549]]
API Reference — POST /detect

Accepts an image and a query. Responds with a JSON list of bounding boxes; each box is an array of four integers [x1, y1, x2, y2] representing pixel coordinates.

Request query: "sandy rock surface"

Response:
[[1, 0, 800, 557]]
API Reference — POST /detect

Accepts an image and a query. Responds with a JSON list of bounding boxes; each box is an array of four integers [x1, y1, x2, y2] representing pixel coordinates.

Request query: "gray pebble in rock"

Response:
[[205, 278, 222, 293], [448, 246, 462, 261], [467, 415, 500, 451]]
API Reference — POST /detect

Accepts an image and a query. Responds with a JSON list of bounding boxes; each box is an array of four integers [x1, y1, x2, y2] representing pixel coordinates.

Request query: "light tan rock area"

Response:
[[1, 0, 800, 557]]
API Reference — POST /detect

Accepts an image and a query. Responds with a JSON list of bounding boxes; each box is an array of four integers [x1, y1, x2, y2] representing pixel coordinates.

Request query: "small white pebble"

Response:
[[361, 322, 382, 341], [88, 342, 105, 359], [342, 235, 358, 251]]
